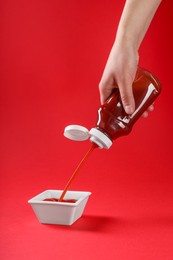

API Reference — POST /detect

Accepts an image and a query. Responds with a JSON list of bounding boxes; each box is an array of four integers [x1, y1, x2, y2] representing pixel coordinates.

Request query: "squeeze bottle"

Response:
[[64, 67, 161, 149]]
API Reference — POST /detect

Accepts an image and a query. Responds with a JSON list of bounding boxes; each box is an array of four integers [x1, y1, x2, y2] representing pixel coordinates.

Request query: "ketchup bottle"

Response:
[[64, 67, 161, 149], [89, 67, 161, 148]]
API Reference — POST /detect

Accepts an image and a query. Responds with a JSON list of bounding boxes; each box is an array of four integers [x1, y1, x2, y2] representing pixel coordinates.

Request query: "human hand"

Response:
[[99, 41, 154, 117], [99, 41, 138, 115]]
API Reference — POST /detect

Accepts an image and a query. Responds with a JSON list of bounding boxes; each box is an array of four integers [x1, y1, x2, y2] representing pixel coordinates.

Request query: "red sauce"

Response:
[[43, 198, 77, 203], [42, 143, 97, 204], [58, 142, 97, 202]]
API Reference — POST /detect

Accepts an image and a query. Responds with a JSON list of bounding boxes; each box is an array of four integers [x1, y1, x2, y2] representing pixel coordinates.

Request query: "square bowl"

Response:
[[28, 190, 91, 226]]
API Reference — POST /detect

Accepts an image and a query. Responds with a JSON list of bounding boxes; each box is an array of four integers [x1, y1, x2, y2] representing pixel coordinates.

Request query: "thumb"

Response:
[[99, 77, 115, 105]]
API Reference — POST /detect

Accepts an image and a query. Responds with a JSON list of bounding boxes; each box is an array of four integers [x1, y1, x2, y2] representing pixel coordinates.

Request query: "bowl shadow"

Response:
[[44, 213, 173, 233]]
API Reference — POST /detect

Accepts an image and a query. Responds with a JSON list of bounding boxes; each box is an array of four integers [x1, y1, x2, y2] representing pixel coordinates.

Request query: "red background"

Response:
[[0, 0, 173, 259]]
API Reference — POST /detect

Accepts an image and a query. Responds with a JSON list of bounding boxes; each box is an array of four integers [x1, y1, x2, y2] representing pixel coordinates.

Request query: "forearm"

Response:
[[115, 0, 162, 50]]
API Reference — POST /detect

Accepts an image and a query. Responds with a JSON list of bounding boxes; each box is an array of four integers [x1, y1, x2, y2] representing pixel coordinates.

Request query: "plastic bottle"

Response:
[[64, 67, 161, 149]]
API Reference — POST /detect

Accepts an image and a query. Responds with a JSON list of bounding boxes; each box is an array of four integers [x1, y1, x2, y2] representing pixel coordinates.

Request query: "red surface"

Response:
[[0, 1, 173, 259]]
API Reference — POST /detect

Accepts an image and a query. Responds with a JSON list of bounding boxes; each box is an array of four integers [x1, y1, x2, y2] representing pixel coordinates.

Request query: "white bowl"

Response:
[[28, 190, 91, 226]]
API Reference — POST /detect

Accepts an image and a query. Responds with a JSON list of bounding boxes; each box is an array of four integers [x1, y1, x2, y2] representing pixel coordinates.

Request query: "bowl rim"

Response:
[[28, 189, 92, 207]]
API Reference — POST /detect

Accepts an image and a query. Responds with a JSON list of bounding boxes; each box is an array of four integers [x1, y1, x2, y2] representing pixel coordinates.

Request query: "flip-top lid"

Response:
[[64, 125, 89, 141]]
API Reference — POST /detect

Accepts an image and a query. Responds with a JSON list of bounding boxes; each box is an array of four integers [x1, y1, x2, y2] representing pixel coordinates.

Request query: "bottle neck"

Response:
[[89, 128, 113, 149]]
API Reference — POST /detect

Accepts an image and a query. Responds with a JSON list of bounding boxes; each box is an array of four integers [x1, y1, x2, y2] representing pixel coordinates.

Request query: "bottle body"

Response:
[[90, 67, 161, 148]]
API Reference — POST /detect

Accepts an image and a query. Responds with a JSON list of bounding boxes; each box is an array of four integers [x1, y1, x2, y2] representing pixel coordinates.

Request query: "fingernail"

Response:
[[125, 105, 134, 114]]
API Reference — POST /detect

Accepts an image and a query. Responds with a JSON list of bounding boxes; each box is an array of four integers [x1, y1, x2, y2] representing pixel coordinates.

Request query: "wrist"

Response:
[[115, 28, 141, 51]]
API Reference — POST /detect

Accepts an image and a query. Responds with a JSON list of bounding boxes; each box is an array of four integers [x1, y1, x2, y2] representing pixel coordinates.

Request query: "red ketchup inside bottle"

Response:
[[89, 67, 161, 148]]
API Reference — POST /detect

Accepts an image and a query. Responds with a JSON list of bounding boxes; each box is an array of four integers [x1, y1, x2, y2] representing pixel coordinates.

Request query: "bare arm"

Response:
[[99, 0, 162, 114]]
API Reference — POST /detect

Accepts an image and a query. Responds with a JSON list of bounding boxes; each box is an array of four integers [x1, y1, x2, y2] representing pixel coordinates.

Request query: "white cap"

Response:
[[64, 125, 112, 149], [64, 125, 89, 141], [89, 128, 112, 149]]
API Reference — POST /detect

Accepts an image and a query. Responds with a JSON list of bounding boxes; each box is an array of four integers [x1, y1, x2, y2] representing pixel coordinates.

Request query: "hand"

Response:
[[99, 41, 138, 115], [99, 41, 154, 117]]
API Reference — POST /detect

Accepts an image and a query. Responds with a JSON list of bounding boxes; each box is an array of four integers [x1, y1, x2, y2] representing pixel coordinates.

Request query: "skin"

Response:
[[99, 0, 162, 116]]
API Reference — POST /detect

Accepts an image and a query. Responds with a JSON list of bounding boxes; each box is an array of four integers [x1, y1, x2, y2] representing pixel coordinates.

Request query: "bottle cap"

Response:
[[64, 125, 90, 141], [64, 125, 112, 149], [89, 128, 112, 149]]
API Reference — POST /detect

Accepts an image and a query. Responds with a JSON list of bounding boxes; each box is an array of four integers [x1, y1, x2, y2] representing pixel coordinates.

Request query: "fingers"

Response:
[[142, 104, 154, 118], [148, 104, 154, 111], [142, 111, 149, 118], [99, 74, 136, 115], [99, 82, 135, 114], [99, 64, 137, 114], [118, 82, 135, 114], [100, 80, 155, 118]]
